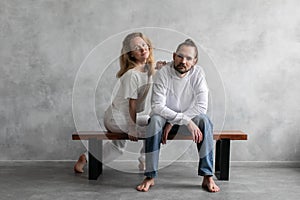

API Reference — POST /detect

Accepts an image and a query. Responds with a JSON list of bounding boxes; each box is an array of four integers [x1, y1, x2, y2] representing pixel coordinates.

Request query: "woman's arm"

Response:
[[128, 98, 138, 141]]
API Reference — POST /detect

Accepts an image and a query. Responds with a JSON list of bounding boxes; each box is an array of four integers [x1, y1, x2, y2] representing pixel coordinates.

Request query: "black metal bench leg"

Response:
[[88, 139, 103, 180], [215, 139, 230, 180]]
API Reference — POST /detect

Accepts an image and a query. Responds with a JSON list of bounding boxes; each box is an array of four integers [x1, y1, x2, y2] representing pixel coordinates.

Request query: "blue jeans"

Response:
[[144, 114, 214, 178]]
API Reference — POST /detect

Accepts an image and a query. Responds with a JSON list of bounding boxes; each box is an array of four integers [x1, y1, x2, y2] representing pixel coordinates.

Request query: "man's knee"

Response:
[[146, 115, 166, 138], [149, 115, 166, 128], [192, 114, 213, 129]]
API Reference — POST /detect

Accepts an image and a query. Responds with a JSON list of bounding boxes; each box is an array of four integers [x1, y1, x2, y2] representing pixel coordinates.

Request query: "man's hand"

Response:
[[162, 123, 173, 144], [187, 120, 203, 143]]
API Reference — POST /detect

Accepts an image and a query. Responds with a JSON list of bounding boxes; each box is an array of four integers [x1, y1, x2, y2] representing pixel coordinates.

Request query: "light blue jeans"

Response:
[[144, 114, 214, 178]]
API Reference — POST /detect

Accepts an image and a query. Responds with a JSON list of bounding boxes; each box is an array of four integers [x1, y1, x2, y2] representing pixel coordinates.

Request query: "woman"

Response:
[[74, 32, 155, 173]]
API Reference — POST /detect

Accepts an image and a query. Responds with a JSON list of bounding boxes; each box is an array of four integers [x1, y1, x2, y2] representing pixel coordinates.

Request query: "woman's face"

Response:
[[129, 37, 150, 64]]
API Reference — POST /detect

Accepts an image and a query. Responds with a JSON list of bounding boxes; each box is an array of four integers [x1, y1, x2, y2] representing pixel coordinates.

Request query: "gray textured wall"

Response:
[[1, 0, 299, 162]]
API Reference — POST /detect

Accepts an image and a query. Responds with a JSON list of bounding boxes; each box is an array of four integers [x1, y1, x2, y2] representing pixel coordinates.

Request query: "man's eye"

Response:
[[176, 53, 193, 61]]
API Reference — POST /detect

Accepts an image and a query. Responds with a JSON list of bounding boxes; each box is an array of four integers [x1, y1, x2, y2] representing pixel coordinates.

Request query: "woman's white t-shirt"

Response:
[[104, 69, 152, 132]]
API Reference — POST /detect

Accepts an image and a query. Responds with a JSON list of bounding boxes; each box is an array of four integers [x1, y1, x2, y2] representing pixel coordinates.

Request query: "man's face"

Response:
[[173, 45, 197, 75]]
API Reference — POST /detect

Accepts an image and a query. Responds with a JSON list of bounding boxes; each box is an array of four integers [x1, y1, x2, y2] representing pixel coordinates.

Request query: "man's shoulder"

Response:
[[191, 65, 206, 77], [156, 62, 172, 76]]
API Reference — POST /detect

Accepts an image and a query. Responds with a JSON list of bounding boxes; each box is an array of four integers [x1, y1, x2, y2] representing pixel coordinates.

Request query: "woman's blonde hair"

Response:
[[117, 32, 155, 78]]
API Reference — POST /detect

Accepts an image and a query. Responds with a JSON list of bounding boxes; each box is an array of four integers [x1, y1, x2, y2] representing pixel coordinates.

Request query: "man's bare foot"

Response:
[[201, 176, 220, 192], [136, 177, 155, 192], [74, 154, 87, 173]]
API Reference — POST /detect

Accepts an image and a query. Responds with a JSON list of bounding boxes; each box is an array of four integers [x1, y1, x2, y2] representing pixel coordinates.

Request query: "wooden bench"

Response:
[[72, 130, 247, 181]]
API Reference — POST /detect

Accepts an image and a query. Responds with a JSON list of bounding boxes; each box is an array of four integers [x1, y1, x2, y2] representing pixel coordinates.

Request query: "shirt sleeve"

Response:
[[122, 71, 139, 100]]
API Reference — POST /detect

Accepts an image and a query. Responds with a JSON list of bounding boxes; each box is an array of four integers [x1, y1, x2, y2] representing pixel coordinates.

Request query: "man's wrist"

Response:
[[166, 121, 174, 126], [182, 115, 191, 126]]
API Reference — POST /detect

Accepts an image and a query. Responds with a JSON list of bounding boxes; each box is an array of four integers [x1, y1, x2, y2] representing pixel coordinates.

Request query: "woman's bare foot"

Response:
[[136, 177, 155, 192], [201, 176, 220, 192], [74, 154, 87, 173]]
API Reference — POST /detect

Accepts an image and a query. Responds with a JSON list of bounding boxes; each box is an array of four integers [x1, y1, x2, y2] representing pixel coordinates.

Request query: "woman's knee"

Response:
[[112, 140, 127, 149]]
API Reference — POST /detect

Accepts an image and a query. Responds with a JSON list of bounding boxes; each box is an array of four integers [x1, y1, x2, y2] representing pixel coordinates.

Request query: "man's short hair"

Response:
[[176, 39, 198, 61]]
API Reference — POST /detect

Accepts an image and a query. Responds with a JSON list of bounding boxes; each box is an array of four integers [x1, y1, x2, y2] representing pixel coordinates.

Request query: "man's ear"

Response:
[[173, 52, 176, 60], [193, 57, 198, 65]]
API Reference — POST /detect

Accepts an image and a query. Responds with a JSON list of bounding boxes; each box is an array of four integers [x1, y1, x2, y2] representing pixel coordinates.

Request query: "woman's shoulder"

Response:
[[121, 69, 137, 79], [120, 69, 146, 84], [124, 68, 147, 76]]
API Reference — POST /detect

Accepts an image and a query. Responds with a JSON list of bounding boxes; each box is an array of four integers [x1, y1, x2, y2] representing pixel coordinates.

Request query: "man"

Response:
[[136, 39, 220, 192]]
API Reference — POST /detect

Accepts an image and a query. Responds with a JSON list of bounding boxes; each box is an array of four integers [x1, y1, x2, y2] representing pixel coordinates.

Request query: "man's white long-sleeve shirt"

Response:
[[151, 62, 209, 126]]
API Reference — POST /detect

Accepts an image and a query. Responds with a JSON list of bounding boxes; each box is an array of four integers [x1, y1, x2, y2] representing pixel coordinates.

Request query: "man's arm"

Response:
[[183, 74, 209, 118]]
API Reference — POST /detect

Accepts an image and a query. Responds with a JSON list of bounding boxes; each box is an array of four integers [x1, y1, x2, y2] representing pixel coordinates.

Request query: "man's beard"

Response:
[[174, 63, 192, 74]]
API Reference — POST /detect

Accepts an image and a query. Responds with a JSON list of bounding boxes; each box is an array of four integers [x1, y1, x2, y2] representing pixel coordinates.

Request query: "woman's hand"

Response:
[[155, 61, 167, 70], [128, 130, 138, 142]]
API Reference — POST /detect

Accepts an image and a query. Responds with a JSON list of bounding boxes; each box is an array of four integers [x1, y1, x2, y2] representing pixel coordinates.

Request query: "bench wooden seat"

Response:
[[72, 130, 248, 181]]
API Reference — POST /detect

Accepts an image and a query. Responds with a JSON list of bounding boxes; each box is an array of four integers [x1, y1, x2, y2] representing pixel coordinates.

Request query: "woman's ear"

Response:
[[129, 53, 134, 60]]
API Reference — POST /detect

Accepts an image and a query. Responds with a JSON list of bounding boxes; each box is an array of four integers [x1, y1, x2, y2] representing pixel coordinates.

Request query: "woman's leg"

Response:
[[103, 114, 128, 164], [136, 115, 150, 171], [74, 152, 87, 173], [138, 140, 146, 171]]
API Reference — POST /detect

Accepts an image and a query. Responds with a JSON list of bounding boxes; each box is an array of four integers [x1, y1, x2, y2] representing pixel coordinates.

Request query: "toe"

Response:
[[208, 183, 220, 192], [74, 162, 84, 173], [144, 183, 152, 192], [74, 166, 83, 173], [137, 183, 148, 192], [136, 185, 143, 191], [136, 178, 154, 192]]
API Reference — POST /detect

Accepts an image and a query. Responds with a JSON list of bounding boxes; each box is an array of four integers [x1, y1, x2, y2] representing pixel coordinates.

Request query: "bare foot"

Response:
[[74, 154, 87, 173], [136, 177, 155, 192], [201, 176, 220, 192]]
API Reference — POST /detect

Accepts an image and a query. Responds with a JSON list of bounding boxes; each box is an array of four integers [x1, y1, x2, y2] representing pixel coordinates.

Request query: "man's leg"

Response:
[[193, 114, 220, 192], [137, 115, 166, 192]]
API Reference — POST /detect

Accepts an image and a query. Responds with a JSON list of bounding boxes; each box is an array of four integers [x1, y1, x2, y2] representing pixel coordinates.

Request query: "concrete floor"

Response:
[[0, 161, 299, 200]]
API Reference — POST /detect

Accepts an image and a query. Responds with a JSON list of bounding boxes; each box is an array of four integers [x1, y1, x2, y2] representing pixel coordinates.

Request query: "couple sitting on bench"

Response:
[[74, 32, 220, 193]]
